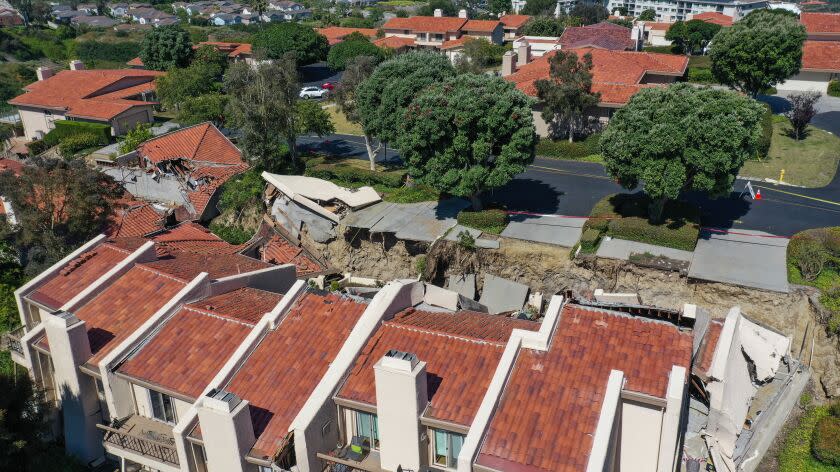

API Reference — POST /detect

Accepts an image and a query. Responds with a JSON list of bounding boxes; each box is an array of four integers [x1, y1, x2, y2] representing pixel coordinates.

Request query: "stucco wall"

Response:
[[112, 106, 155, 136], [619, 400, 663, 471], [18, 106, 65, 140]]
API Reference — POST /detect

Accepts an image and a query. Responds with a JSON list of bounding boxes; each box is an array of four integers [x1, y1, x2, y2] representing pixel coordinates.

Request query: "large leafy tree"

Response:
[[570, 4, 609, 25], [252, 23, 329, 65], [710, 9, 806, 97], [638, 9, 656, 21], [454, 38, 507, 74], [335, 56, 379, 169], [521, 16, 565, 36], [600, 83, 765, 221], [326, 34, 384, 70], [155, 61, 222, 111], [224, 55, 334, 169], [665, 19, 721, 54], [417, 0, 458, 16], [139, 25, 193, 71], [178, 93, 228, 127], [488, 0, 511, 15], [521, 0, 557, 16], [535, 50, 600, 142], [398, 74, 537, 209], [356, 51, 455, 152]]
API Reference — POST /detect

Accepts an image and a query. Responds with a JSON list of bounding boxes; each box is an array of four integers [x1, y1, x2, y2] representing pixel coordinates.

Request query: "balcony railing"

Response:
[[2, 325, 25, 355], [97, 415, 179, 467]]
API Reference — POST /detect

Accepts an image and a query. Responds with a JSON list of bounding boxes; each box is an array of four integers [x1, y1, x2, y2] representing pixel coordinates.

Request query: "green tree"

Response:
[[710, 9, 806, 97], [665, 19, 720, 54], [638, 8, 656, 21], [326, 35, 384, 70], [521, 0, 556, 16], [418, 0, 458, 16], [340, 16, 374, 28], [600, 84, 765, 221], [570, 4, 608, 25], [488, 0, 511, 15], [535, 50, 600, 142], [356, 51, 455, 151], [249, 0, 268, 22], [521, 16, 565, 36], [454, 37, 507, 74], [0, 370, 47, 468], [193, 44, 229, 73], [155, 62, 222, 111], [335, 56, 379, 169], [118, 124, 153, 154], [139, 25, 193, 71], [177, 93, 227, 127], [398, 74, 537, 209], [10, 0, 35, 25], [252, 23, 329, 65], [224, 55, 333, 169]]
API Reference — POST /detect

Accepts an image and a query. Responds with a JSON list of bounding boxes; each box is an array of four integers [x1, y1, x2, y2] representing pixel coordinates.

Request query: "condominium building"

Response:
[[606, 0, 766, 22]]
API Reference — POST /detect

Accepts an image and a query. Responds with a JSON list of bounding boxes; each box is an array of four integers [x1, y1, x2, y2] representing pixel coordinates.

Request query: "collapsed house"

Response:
[[105, 122, 248, 223]]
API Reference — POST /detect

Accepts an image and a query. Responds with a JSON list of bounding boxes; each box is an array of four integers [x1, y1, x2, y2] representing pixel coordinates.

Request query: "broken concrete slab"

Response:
[[596, 237, 694, 263], [444, 225, 500, 249], [343, 198, 470, 243], [478, 273, 529, 315], [447, 274, 476, 300], [501, 214, 586, 247], [263, 173, 381, 210], [689, 229, 789, 293], [423, 284, 460, 311]]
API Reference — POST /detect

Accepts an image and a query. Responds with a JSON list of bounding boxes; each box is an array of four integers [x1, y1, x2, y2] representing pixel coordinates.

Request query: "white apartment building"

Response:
[[606, 0, 766, 22]]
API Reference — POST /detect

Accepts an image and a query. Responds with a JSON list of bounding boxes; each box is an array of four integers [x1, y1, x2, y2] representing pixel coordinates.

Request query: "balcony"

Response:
[[317, 446, 386, 472], [2, 325, 25, 356], [97, 415, 179, 468]]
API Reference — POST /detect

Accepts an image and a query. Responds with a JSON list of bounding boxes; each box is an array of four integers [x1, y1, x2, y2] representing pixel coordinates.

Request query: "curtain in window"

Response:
[[434, 429, 448, 465]]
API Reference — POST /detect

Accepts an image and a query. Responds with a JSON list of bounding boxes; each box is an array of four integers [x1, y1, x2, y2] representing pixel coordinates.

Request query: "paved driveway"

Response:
[[761, 92, 840, 135]]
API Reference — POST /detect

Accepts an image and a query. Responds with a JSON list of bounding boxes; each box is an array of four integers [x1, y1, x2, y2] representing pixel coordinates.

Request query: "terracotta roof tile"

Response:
[[108, 198, 165, 238], [150, 222, 246, 255], [382, 16, 467, 33], [647, 22, 673, 31], [373, 35, 416, 49], [337, 309, 538, 426], [696, 319, 723, 376], [141, 252, 270, 281], [441, 36, 469, 50], [225, 292, 367, 459], [691, 12, 733, 26], [559, 22, 635, 50], [477, 304, 693, 472], [462, 19, 501, 33], [500, 14, 531, 29], [27, 243, 132, 310], [259, 235, 323, 276], [138, 123, 243, 166], [185, 287, 283, 325], [802, 40, 840, 71], [316, 26, 378, 45], [127, 57, 144, 67]]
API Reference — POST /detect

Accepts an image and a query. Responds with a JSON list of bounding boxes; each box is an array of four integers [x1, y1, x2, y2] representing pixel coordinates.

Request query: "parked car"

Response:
[[300, 86, 328, 99], [321, 82, 335, 90]]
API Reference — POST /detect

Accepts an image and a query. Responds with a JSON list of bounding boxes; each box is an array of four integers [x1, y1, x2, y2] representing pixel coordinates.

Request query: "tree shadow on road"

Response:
[[481, 178, 563, 214], [683, 190, 753, 232]]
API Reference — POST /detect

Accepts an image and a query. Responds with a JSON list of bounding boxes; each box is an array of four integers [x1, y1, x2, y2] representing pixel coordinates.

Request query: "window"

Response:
[[149, 390, 177, 424], [353, 411, 379, 449], [432, 429, 464, 469]]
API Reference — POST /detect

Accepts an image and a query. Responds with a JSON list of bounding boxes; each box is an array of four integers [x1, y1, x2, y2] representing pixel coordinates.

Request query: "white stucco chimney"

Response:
[[69, 60, 85, 70], [375, 350, 428, 472], [517, 40, 530, 67], [502, 50, 517, 76], [458, 8, 467, 18], [197, 390, 256, 472], [433, 8, 442, 17], [36, 66, 54, 81]]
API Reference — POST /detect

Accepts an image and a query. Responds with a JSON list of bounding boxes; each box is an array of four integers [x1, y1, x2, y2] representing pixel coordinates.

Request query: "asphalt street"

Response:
[[297, 133, 840, 237]]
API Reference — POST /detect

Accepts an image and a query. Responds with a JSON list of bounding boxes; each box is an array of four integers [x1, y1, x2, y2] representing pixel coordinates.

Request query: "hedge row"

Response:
[[829, 80, 840, 98], [304, 157, 406, 188], [813, 415, 840, 466], [687, 67, 715, 84], [607, 216, 699, 252], [59, 133, 102, 157], [579, 228, 601, 253], [457, 209, 507, 234], [536, 133, 601, 159], [756, 103, 773, 159], [44, 120, 111, 147], [76, 40, 142, 63]]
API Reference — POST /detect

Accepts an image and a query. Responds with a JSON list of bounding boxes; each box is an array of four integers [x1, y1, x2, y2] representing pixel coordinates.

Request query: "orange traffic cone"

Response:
[[755, 189, 762, 200]]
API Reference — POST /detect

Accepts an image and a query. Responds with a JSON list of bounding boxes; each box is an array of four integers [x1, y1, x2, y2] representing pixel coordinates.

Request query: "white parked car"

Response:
[[299, 86, 328, 99]]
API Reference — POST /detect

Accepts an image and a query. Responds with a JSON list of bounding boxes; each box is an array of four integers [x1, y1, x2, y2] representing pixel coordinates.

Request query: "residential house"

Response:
[[372, 35, 416, 51], [381, 11, 469, 48], [502, 45, 688, 136], [211, 12, 241, 25], [51, 9, 85, 24], [644, 21, 673, 46], [109, 3, 131, 17], [606, 0, 765, 22], [77, 3, 99, 14], [71, 15, 119, 27], [8, 66, 162, 140], [0, 8, 23, 26], [316, 26, 378, 45], [559, 21, 640, 50], [268, 0, 304, 10], [459, 19, 504, 44], [130, 7, 179, 25], [800, 12, 840, 40], [196, 41, 253, 62], [512, 36, 561, 57], [778, 40, 840, 92], [499, 14, 531, 41], [687, 11, 734, 26]]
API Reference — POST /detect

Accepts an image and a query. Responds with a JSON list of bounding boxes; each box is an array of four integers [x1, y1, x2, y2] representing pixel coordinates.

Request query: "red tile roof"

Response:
[[382, 16, 467, 33], [127, 57, 144, 67], [646, 22, 673, 31], [801, 40, 840, 71], [197, 41, 253, 57], [337, 309, 537, 426], [118, 287, 283, 398], [559, 22, 635, 50], [8, 69, 163, 121], [441, 36, 470, 50], [259, 235, 323, 276], [0, 158, 24, 176], [477, 304, 693, 472], [316, 26, 378, 45], [691, 11, 734, 26], [151, 222, 246, 256], [499, 14, 531, 29], [225, 292, 367, 459], [696, 319, 723, 376], [373, 35, 416, 49], [506, 48, 688, 104], [108, 197, 165, 238], [138, 122, 243, 166], [141, 252, 271, 281], [27, 243, 132, 310], [462, 19, 501, 33]]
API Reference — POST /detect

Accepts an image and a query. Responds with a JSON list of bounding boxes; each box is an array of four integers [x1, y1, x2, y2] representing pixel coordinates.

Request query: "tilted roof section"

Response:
[[477, 304, 693, 472], [316, 26, 378, 44], [691, 11, 733, 26], [802, 40, 840, 71], [337, 309, 538, 426], [8, 69, 163, 120], [141, 252, 270, 281], [499, 14, 531, 29], [138, 122, 243, 165], [118, 288, 283, 398], [462, 19, 501, 32], [559, 22, 635, 50], [224, 292, 367, 459], [801, 12, 840, 33], [382, 15, 467, 33], [108, 197, 166, 239], [27, 243, 133, 310], [151, 222, 247, 255], [259, 235, 323, 276]]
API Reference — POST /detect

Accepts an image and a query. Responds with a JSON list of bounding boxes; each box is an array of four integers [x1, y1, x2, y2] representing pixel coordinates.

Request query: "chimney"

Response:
[[36, 66, 54, 81], [433, 8, 442, 17], [69, 60, 85, 70], [197, 390, 256, 472], [632, 23, 645, 51], [502, 50, 516, 76], [458, 8, 467, 18], [375, 350, 427, 472], [517, 40, 530, 67]]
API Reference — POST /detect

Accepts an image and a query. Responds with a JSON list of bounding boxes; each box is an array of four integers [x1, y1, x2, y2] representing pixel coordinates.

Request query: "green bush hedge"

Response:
[[59, 133, 102, 157], [756, 103, 773, 159], [829, 80, 840, 98], [579, 228, 601, 253], [304, 157, 406, 188], [76, 40, 142, 63], [44, 120, 111, 147], [537, 133, 601, 160], [607, 216, 699, 251], [457, 209, 507, 234], [642, 45, 676, 54], [27, 139, 50, 155], [687, 67, 715, 84], [813, 416, 840, 465]]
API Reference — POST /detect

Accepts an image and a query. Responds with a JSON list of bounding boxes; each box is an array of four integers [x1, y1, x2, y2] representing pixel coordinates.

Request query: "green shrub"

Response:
[[813, 416, 840, 466], [608, 216, 699, 251], [457, 209, 507, 234], [536, 139, 590, 159], [642, 45, 676, 54], [208, 222, 253, 244], [382, 185, 439, 203], [77, 40, 142, 63], [579, 228, 601, 253], [304, 157, 406, 188], [779, 405, 833, 471], [27, 139, 49, 155], [821, 286, 840, 313], [415, 255, 426, 276], [829, 80, 840, 98], [457, 230, 476, 250], [756, 103, 773, 159], [43, 120, 111, 147], [583, 132, 601, 155], [59, 133, 101, 157], [830, 401, 840, 418], [789, 237, 829, 281], [687, 67, 715, 83]]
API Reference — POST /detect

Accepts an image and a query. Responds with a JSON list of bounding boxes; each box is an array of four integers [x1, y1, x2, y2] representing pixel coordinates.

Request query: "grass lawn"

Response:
[[740, 119, 840, 187], [688, 55, 711, 68], [779, 405, 839, 472], [323, 105, 364, 136]]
